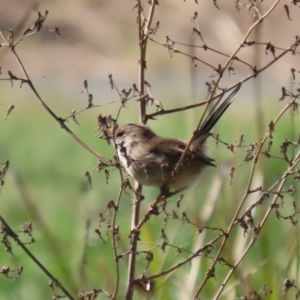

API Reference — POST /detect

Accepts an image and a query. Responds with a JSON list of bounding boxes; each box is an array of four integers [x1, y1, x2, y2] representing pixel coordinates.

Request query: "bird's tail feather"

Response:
[[199, 83, 241, 135]]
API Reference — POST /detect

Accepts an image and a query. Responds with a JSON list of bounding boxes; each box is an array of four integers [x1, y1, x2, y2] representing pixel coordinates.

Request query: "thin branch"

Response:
[[0, 215, 75, 300], [194, 65, 295, 300], [146, 43, 296, 121], [0, 30, 108, 163], [111, 184, 125, 299], [175, 0, 282, 187], [213, 150, 300, 300]]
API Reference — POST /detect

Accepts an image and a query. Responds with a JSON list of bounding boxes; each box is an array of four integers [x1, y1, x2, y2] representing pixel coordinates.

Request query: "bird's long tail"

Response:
[[199, 84, 241, 137]]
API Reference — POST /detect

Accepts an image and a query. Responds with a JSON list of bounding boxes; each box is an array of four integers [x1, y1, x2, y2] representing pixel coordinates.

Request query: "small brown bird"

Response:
[[113, 85, 240, 195]]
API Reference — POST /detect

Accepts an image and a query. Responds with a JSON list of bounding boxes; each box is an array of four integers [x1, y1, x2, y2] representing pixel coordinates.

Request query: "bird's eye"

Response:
[[116, 131, 125, 138]]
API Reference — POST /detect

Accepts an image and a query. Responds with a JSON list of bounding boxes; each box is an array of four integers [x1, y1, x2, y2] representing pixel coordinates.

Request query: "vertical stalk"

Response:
[[125, 1, 156, 299]]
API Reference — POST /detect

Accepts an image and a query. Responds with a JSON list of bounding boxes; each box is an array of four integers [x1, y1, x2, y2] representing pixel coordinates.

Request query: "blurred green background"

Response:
[[0, 1, 300, 299]]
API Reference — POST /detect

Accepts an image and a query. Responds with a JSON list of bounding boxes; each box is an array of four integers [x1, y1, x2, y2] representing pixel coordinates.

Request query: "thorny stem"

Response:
[[125, 1, 157, 300]]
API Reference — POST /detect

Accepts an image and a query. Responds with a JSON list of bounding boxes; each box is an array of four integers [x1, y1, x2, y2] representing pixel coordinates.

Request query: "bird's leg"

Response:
[[160, 185, 171, 198], [159, 185, 184, 198]]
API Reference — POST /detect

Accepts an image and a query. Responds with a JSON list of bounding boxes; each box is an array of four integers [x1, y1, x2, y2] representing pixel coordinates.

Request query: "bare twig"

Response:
[[0, 215, 75, 300]]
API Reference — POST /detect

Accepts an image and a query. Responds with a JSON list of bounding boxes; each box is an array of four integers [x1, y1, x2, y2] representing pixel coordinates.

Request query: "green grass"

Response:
[[0, 89, 299, 300]]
